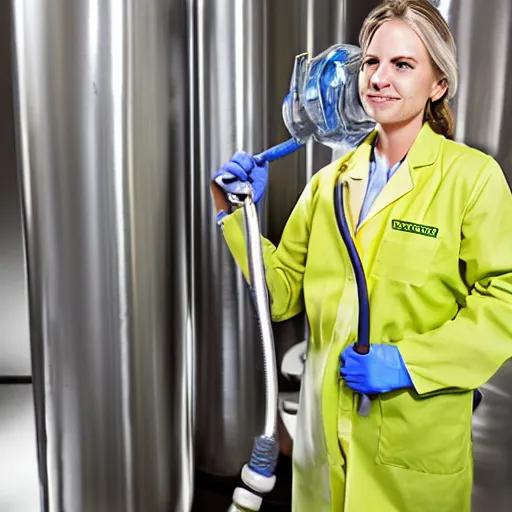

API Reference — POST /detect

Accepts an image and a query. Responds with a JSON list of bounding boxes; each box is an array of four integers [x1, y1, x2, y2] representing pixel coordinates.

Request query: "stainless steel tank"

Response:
[[446, 1, 512, 510], [192, 0, 267, 477], [11, 0, 194, 510]]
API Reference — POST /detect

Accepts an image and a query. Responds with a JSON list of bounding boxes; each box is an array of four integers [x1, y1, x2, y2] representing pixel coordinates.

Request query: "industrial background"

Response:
[[1, 0, 511, 511]]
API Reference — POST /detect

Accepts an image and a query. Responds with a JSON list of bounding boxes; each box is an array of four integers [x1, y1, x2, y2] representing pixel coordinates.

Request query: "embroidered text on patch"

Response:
[[392, 220, 439, 238]]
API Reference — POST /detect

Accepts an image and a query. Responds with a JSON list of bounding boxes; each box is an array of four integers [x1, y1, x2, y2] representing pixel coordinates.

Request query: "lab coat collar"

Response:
[[338, 123, 443, 233], [407, 122, 443, 169], [342, 130, 378, 181], [342, 122, 443, 180]]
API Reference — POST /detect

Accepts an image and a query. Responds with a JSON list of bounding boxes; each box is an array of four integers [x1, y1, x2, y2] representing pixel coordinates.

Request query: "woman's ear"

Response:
[[430, 77, 448, 102]]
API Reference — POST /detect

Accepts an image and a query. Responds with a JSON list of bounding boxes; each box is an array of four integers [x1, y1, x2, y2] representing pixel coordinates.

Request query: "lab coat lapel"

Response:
[[340, 131, 377, 234], [361, 160, 413, 226], [345, 154, 370, 234], [357, 123, 443, 230]]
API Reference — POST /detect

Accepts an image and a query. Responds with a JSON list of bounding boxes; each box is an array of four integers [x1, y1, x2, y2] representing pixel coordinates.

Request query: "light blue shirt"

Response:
[[357, 150, 403, 229]]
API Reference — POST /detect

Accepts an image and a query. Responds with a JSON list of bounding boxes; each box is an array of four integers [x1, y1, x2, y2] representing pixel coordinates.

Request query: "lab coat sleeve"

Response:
[[220, 179, 315, 322], [399, 157, 512, 396]]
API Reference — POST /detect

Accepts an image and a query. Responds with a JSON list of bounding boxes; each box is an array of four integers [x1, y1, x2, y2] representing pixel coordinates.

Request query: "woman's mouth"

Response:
[[367, 95, 399, 104]]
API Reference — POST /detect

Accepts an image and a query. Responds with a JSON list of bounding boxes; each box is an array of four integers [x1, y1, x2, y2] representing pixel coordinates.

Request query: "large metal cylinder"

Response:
[[192, 0, 266, 477], [11, 0, 194, 510], [446, 1, 512, 510]]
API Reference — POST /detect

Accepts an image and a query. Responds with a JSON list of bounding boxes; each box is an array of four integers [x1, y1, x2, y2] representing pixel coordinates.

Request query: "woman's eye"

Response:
[[396, 61, 412, 70], [362, 58, 378, 67]]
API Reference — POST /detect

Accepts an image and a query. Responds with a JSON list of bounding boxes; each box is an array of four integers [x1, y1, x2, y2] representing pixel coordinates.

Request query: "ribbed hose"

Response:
[[218, 141, 305, 509], [243, 197, 279, 449]]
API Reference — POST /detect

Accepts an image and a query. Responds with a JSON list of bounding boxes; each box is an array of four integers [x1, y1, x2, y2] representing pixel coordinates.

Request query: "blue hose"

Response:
[[334, 182, 370, 349], [334, 181, 372, 416], [254, 138, 304, 165]]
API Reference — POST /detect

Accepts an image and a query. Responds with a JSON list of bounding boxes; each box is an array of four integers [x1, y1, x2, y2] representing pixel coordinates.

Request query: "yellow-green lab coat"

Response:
[[219, 122, 512, 511]]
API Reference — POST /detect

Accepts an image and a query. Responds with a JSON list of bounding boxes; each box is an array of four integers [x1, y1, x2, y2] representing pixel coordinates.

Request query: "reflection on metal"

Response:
[[11, 0, 194, 510], [193, 0, 266, 477], [0, 0, 31, 376], [451, 0, 512, 177], [447, 1, 512, 510], [436, 0, 453, 22]]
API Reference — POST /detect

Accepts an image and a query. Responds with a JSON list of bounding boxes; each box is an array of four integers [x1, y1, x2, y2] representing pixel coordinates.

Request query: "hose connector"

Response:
[[248, 435, 279, 477]]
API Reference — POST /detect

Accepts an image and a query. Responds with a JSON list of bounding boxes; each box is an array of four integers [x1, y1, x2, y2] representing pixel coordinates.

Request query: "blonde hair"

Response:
[[359, 0, 458, 139]]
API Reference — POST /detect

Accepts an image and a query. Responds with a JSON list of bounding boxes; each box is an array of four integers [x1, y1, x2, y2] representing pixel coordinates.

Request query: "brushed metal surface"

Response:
[[445, 1, 512, 510], [0, 0, 30, 376], [193, 0, 266, 476], [11, 0, 194, 510]]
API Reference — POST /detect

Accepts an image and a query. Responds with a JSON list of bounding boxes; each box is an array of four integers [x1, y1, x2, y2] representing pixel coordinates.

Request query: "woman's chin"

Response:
[[366, 109, 400, 126]]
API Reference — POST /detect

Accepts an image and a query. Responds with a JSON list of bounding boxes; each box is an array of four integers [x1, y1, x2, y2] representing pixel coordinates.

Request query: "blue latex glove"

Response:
[[212, 151, 269, 204], [339, 344, 413, 395]]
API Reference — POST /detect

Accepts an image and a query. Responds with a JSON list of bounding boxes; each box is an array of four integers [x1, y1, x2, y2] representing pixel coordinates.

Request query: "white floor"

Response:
[[0, 385, 41, 512]]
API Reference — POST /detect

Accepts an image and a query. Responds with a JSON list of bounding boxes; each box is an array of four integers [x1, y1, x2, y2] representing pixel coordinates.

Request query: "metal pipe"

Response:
[[220, 189, 279, 512], [242, 197, 279, 439], [194, 0, 267, 477]]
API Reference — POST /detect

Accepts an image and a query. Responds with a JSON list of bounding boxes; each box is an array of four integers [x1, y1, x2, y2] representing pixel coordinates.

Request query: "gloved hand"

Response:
[[212, 151, 269, 205], [339, 344, 413, 395]]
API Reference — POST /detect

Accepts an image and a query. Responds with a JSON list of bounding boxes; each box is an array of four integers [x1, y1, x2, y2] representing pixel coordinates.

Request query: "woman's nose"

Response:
[[370, 64, 390, 90]]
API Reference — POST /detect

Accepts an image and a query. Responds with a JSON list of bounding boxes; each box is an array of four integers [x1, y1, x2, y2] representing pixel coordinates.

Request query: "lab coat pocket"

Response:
[[371, 233, 440, 287], [376, 391, 472, 475]]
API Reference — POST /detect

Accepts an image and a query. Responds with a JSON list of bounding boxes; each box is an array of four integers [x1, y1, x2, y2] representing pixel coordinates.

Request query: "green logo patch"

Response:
[[392, 220, 439, 238]]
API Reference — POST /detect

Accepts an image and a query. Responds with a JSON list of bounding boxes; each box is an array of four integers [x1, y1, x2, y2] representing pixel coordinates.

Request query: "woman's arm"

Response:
[[215, 179, 316, 322], [399, 157, 512, 395]]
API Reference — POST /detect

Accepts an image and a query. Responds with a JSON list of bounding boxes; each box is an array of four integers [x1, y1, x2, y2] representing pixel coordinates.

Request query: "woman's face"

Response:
[[359, 19, 447, 128]]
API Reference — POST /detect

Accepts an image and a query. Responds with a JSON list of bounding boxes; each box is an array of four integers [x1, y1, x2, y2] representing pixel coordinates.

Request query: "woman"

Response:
[[210, 1, 512, 511]]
